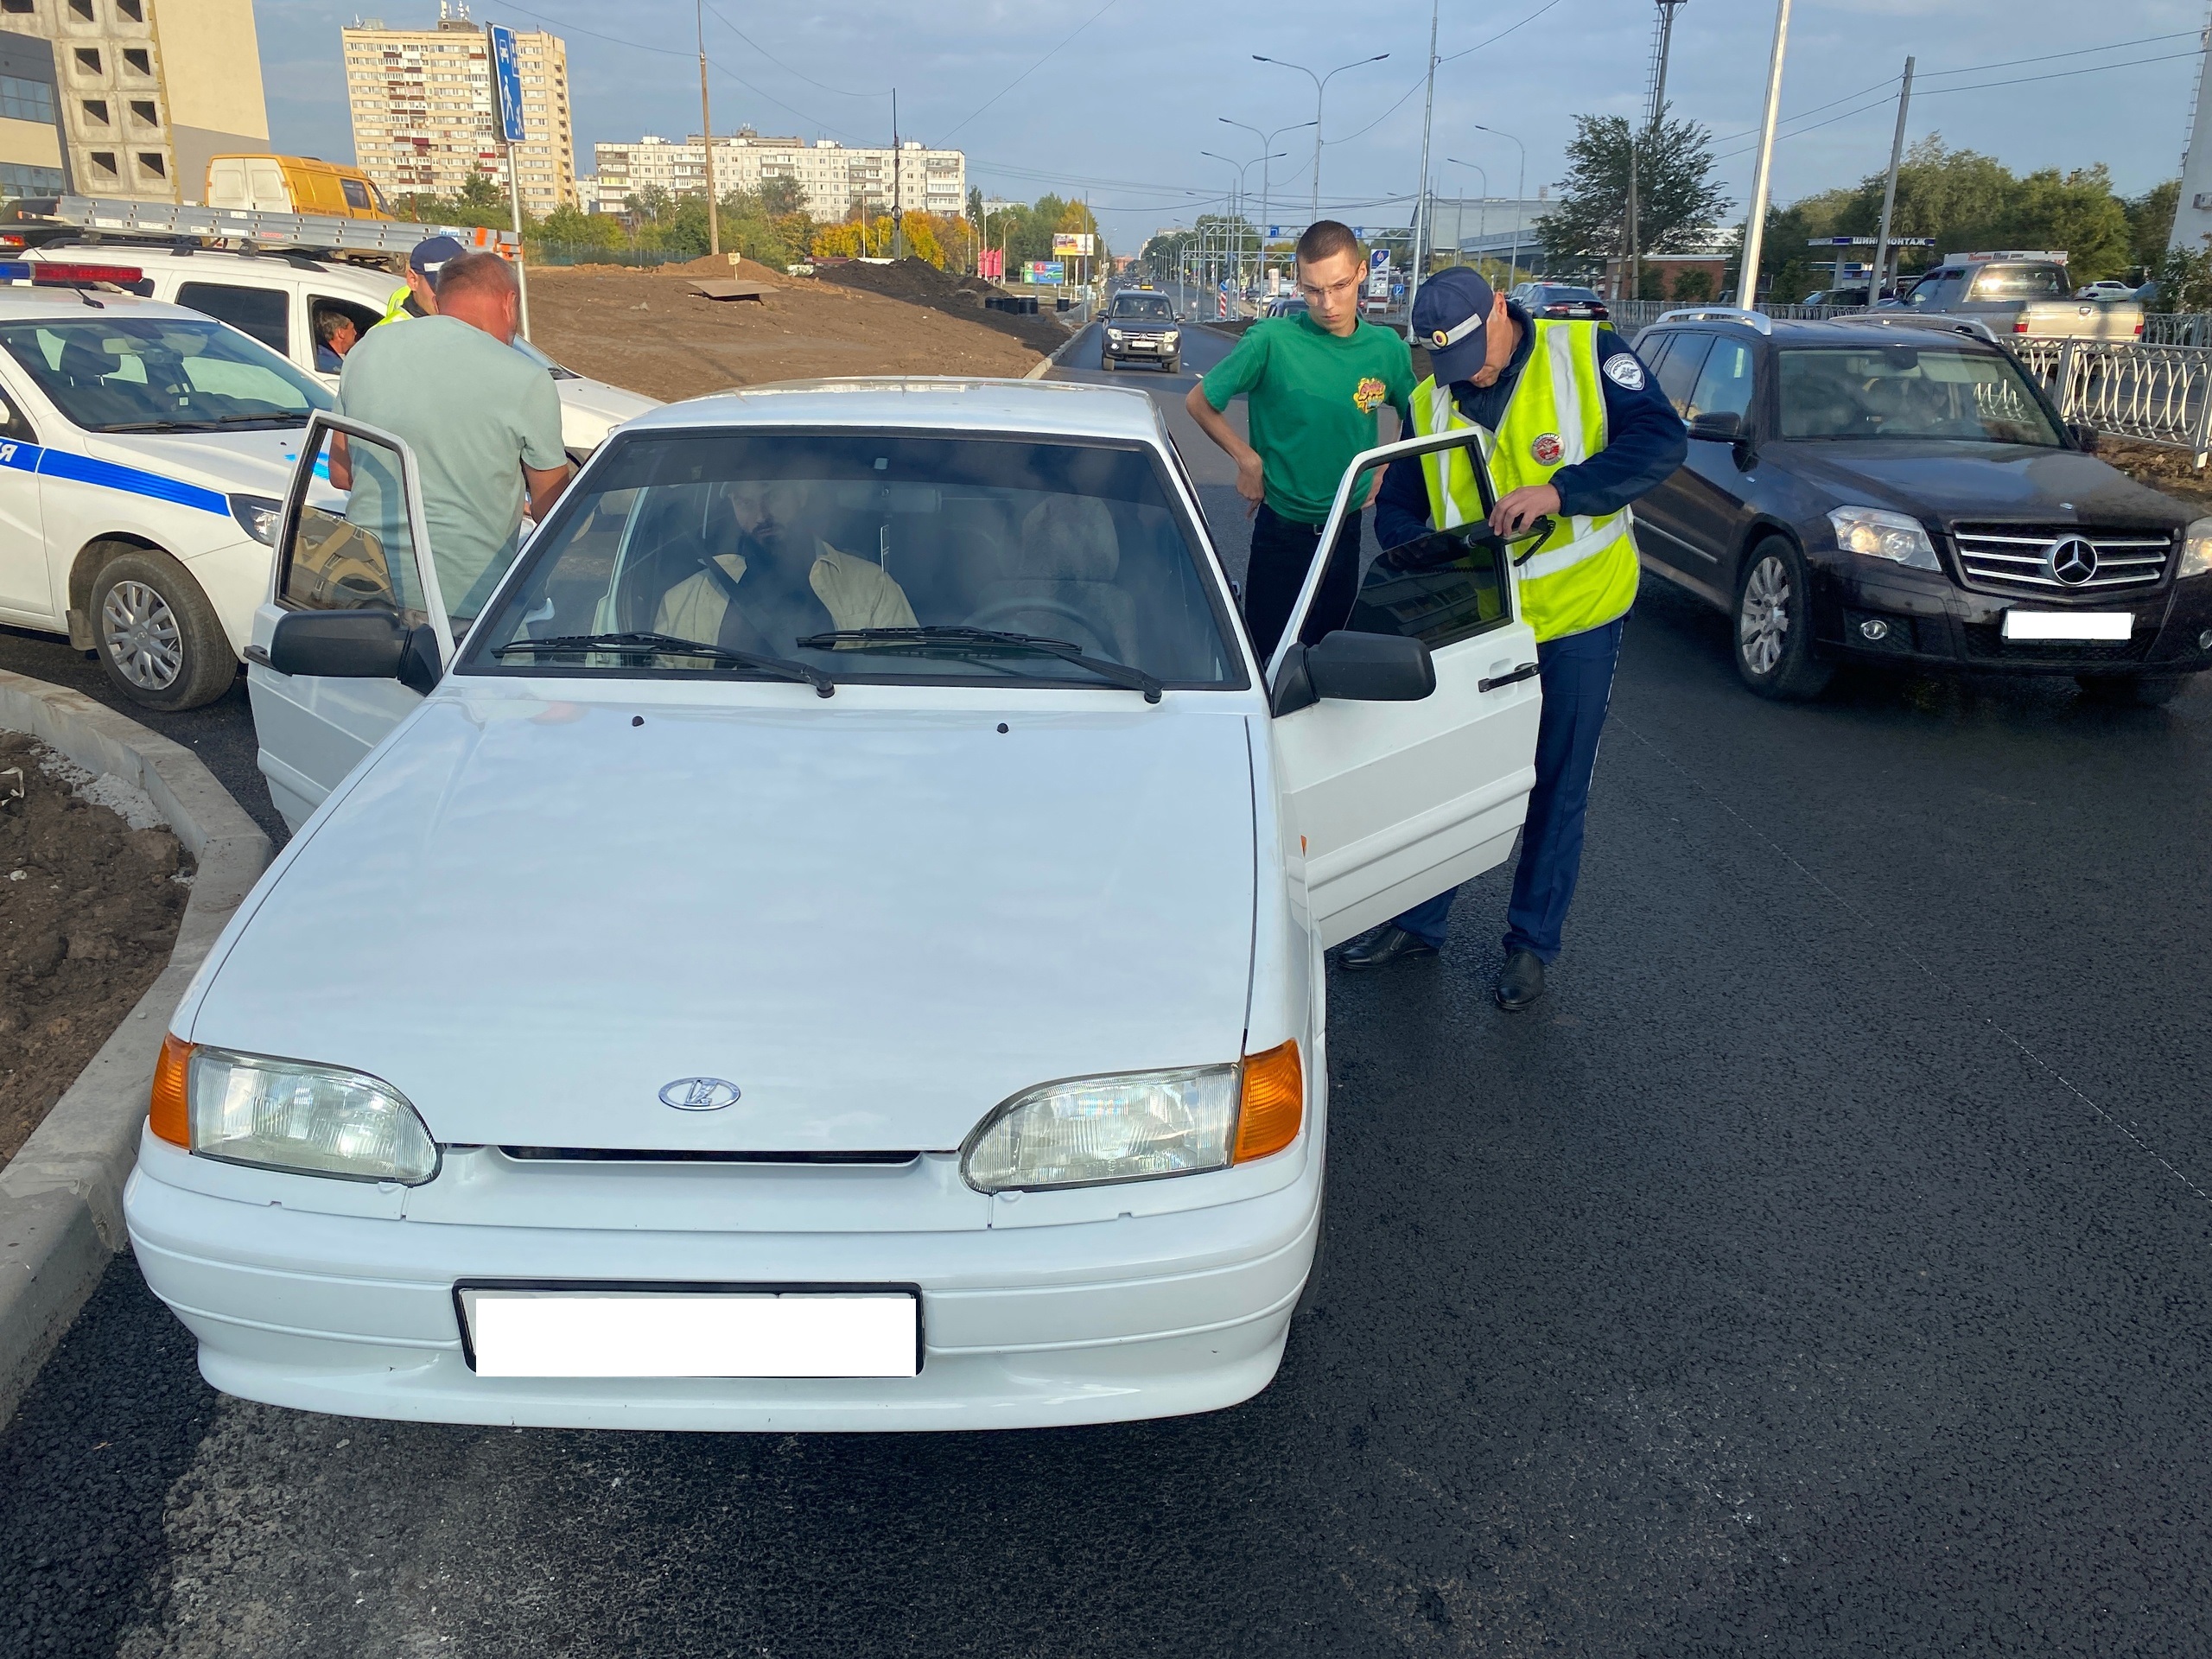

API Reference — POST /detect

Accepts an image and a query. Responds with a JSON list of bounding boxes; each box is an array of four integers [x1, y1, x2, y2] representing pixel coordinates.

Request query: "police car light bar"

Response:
[[0, 260, 144, 286]]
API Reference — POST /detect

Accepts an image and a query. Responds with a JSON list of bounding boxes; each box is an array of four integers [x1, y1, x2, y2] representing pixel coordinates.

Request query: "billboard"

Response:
[[486, 23, 526, 144], [1027, 261, 1065, 285], [1051, 232, 1095, 256]]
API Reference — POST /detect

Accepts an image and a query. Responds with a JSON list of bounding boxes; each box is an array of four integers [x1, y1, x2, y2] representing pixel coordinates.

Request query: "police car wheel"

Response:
[[90, 550, 235, 712], [1732, 538, 1833, 702]]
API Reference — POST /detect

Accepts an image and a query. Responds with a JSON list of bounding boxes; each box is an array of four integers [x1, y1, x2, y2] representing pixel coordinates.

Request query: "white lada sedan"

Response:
[[124, 380, 1542, 1431]]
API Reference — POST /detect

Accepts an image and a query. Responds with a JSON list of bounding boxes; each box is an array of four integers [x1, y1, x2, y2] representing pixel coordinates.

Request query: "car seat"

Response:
[[969, 494, 1136, 660]]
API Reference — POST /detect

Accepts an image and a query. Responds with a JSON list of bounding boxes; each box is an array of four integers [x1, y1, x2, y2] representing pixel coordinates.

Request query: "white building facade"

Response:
[[342, 9, 575, 213], [589, 130, 963, 222]]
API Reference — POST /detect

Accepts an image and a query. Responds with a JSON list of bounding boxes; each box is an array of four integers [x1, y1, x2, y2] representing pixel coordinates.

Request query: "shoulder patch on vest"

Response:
[[1602, 353, 1647, 391]]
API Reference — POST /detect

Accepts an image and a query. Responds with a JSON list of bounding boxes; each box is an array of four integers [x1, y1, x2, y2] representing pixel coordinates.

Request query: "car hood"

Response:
[[190, 695, 1259, 1153], [554, 376, 661, 448], [1773, 441, 2193, 527], [82, 423, 309, 499]]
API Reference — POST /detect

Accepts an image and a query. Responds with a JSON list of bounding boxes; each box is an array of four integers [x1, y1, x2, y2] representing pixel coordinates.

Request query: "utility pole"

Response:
[[1630, 0, 1688, 308], [1625, 136, 1637, 305], [696, 0, 718, 257], [1408, 0, 1438, 326], [1869, 55, 1914, 303], [1736, 0, 1792, 309], [891, 90, 904, 259]]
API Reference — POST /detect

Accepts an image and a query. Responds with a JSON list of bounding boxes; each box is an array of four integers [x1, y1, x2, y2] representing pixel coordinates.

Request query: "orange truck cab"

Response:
[[203, 155, 394, 220]]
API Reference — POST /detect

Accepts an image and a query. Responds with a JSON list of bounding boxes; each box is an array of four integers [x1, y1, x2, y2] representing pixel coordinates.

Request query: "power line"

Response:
[[698, 1, 890, 99], [939, 0, 1127, 143], [1916, 29, 2202, 79], [1320, 0, 1568, 156]]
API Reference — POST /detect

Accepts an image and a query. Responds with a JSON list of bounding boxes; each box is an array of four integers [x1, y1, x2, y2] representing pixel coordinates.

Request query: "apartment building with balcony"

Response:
[[588, 130, 964, 223]]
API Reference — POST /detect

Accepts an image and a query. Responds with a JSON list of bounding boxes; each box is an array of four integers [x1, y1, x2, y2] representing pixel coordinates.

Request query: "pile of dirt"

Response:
[[812, 257, 1071, 354], [2101, 438, 2212, 511], [524, 262, 1046, 404], [0, 733, 188, 1165]]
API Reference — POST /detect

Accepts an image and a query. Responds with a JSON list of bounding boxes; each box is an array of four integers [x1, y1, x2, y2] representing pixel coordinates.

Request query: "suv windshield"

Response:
[[1111, 295, 1173, 321], [1777, 345, 2062, 445], [0, 316, 332, 432], [465, 431, 1244, 689]]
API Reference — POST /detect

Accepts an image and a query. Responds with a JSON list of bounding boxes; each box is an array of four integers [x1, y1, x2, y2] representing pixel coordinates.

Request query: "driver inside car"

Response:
[[655, 478, 917, 648]]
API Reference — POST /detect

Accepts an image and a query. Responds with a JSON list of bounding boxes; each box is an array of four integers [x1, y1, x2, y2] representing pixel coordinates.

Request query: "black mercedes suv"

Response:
[[1628, 309, 2212, 704]]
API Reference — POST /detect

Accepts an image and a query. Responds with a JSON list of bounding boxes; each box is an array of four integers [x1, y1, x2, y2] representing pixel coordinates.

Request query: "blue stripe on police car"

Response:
[[0, 437, 232, 516]]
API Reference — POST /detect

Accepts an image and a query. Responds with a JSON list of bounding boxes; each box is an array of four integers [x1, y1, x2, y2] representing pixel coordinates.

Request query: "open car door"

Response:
[[245, 411, 454, 832], [1267, 429, 1542, 947]]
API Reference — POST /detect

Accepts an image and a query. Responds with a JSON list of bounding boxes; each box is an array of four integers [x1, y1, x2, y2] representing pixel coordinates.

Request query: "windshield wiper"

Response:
[[797, 626, 1162, 703], [99, 413, 305, 432], [493, 630, 833, 696]]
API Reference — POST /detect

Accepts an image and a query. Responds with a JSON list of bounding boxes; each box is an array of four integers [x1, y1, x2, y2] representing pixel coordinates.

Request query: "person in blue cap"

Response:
[[1338, 265, 1684, 1009], [375, 233, 466, 327]]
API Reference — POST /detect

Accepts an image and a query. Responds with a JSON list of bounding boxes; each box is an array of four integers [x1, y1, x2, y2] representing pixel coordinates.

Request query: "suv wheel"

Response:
[[1732, 538, 1834, 701], [90, 548, 236, 711], [2077, 673, 2192, 708]]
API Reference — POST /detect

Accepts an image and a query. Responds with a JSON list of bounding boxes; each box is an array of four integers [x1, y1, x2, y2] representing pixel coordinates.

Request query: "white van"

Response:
[[25, 244, 658, 459]]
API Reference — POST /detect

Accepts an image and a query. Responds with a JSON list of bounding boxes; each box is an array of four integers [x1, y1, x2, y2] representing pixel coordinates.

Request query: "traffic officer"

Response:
[[1337, 265, 1685, 1009], [376, 234, 463, 327]]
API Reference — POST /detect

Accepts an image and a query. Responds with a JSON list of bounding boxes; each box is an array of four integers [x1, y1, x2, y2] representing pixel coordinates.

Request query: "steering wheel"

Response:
[[963, 597, 1113, 658]]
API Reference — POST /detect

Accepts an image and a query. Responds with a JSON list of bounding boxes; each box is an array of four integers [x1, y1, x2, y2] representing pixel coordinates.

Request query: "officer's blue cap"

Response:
[[1413, 266, 1497, 386], [410, 234, 466, 277]]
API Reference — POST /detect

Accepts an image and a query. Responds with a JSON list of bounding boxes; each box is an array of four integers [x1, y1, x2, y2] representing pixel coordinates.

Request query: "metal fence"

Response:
[[2012, 339, 2212, 461]]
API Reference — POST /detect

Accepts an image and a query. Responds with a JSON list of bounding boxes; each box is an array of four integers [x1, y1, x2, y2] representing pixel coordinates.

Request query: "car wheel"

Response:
[[1100, 353, 1115, 372], [2076, 672, 2192, 708], [90, 548, 235, 711], [1163, 355, 1179, 373], [1732, 538, 1834, 701]]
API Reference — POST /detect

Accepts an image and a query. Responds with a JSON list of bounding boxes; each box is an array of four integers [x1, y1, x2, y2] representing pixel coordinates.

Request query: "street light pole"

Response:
[[1220, 117, 1313, 290], [696, 0, 717, 257], [1253, 52, 1389, 222], [1408, 0, 1439, 325], [1446, 158, 1486, 276], [1471, 123, 1526, 288], [1737, 0, 1794, 309], [1869, 55, 1914, 304]]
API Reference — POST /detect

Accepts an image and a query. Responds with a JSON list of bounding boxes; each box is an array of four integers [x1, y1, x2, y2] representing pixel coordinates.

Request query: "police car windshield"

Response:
[[1777, 346, 2063, 446], [0, 316, 332, 434], [1112, 296, 1173, 321], [464, 431, 1245, 690]]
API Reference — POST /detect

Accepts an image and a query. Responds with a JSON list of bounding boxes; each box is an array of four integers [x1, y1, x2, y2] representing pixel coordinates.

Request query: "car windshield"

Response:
[[1112, 296, 1173, 321], [1777, 345, 2062, 445], [0, 315, 332, 432], [464, 431, 1245, 689], [511, 334, 579, 380], [1971, 264, 2068, 299]]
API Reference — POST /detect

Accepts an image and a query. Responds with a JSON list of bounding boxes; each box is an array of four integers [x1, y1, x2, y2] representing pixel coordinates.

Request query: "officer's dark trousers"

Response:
[[1390, 613, 1626, 962], [1243, 503, 1363, 662]]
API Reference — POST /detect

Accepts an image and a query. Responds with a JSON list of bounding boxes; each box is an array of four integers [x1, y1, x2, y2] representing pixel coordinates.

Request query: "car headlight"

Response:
[[1828, 505, 1939, 571], [149, 1035, 439, 1185], [229, 493, 283, 547], [1161, 329, 1179, 345], [1106, 327, 1124, 341], [2182, 517, 2212, 578], [961, 1041, 1302, 1194]]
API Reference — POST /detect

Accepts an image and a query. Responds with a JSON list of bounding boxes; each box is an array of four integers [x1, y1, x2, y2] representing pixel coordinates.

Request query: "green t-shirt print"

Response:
[[1201, 315, 1414, 524]]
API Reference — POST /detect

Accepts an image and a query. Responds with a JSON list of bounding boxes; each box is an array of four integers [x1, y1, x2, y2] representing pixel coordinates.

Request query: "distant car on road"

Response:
[[125, 379, 1548, 1431], [2075, 280, 2138, 302], [1511, 283, 1609, 322], [1894, 251, 2144, 343], [1263, 296, 1308, 319], [1629, 307, 2210, 705], [1100, 288, 1180, 372]]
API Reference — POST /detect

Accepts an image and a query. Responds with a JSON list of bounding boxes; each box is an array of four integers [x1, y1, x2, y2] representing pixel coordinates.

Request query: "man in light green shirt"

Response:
[[332, 251, 569, 621]]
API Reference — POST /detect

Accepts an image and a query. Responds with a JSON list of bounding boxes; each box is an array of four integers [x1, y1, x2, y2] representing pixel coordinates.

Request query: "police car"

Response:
[[0, 260, 334, 709]]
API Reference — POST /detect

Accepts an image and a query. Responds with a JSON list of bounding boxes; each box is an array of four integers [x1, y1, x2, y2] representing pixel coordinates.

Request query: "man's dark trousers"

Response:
[[1393, 613, 1627, 959], [1243, 502, 1363, 661]]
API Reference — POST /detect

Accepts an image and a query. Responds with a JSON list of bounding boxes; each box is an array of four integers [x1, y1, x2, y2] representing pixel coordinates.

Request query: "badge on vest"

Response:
[[1603, 354, 1647, 391], [1529, 432, 1565, 466]]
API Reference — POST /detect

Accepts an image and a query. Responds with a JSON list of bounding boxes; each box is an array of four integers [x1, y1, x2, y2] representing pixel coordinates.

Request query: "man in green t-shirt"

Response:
[[1185, 219, 1414, 658]]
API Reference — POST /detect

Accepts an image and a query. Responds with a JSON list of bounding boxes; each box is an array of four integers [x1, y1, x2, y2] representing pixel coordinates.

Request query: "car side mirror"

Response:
[[1687, 410, 1743, 442], [2068, 422, 2101, 454], [268, 608, 442, 696], [1270, 631, 1436, 715]]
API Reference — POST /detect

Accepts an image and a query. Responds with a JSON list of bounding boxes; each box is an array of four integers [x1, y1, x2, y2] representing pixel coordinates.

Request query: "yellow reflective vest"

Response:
[[1410, 320, 1639, 643], [376, 285, 414, 327]]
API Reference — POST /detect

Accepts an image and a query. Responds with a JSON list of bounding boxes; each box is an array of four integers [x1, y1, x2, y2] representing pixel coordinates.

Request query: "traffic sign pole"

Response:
[[486, 22, 531, 340]]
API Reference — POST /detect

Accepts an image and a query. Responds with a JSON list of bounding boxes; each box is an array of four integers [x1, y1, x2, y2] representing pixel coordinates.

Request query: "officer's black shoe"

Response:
[[1337, 925, 1439, 971], [1495, 950, 1547, 1010]]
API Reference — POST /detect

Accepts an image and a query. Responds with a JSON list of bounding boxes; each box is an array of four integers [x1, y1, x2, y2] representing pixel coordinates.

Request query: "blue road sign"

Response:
[[487, 23, 526, 144]]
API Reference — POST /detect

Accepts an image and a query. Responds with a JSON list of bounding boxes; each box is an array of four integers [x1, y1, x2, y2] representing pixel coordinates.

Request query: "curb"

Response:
[[0, 671, 271, 1427], [1024, 316, 1092, 380]]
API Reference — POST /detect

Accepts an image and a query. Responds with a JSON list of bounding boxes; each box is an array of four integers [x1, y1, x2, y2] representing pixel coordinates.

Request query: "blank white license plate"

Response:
[[2002, 610, 2133, 642], [458, 1287, 918, 1378]]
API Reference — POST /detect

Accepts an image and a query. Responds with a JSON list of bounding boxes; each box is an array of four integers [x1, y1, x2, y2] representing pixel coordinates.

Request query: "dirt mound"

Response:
[[0, 733, 188, 1164], [815, 257, 1070, 353], [2102, 438, 2212, 511], [648, 252, 795, 284]]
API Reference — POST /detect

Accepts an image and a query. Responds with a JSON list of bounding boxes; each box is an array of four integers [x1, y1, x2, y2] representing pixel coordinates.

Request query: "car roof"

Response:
[[626, 378, 1173, 444], [0, 288, 231, 323], [31, 244, 389, 290], [1640, 314, 2004, 352]]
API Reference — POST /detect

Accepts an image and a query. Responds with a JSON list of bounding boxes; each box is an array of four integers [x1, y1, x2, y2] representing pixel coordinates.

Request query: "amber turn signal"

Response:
[[149, 1033, 194, 1147], [1232, 1039, 1302, 1163]]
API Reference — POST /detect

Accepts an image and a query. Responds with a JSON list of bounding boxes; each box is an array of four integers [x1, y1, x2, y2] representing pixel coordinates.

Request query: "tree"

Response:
[[759, 175, 806, 219], [1536, 106, 1729, 270], [2127, 180, 2178, 275], [1670, 266, 1714, 302]]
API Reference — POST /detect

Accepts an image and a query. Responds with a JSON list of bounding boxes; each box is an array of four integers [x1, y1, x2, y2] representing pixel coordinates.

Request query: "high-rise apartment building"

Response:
[[342, 5, 574, 213], [588, 130, 964, 224], [0, 0, 268, 203]]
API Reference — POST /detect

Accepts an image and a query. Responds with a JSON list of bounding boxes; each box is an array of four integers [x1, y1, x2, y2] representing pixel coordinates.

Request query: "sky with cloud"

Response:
[[258, 0, 2204, 247]]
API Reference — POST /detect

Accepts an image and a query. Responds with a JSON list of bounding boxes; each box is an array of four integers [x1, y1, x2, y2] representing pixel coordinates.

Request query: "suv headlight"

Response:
[[229, 493, 283, 547], [961, 1042, 1302, 1193], [1828, 505, 1939, 571], [149, 1035, 439, 1185], [1106, 327, 1125, 341], [1160, 329, 1179, 345], [2182, 517, 2212, 579]]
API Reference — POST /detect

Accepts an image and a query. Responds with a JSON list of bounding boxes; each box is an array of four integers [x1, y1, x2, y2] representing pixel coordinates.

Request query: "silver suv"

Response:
[[1894, 252, 2143, 344]]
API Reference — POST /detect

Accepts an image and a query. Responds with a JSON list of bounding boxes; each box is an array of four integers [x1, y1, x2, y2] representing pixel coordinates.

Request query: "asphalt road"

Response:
[[5, 327, 2212, 1656]]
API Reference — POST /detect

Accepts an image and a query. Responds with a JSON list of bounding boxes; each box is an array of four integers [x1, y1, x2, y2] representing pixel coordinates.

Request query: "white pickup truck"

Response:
[[1891, 251, 2144, 344]]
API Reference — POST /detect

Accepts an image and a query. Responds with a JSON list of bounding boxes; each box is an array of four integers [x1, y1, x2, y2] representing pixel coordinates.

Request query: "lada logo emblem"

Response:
[[659, 1077, 742, 1111], [2046, 534, 2098, 586]]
